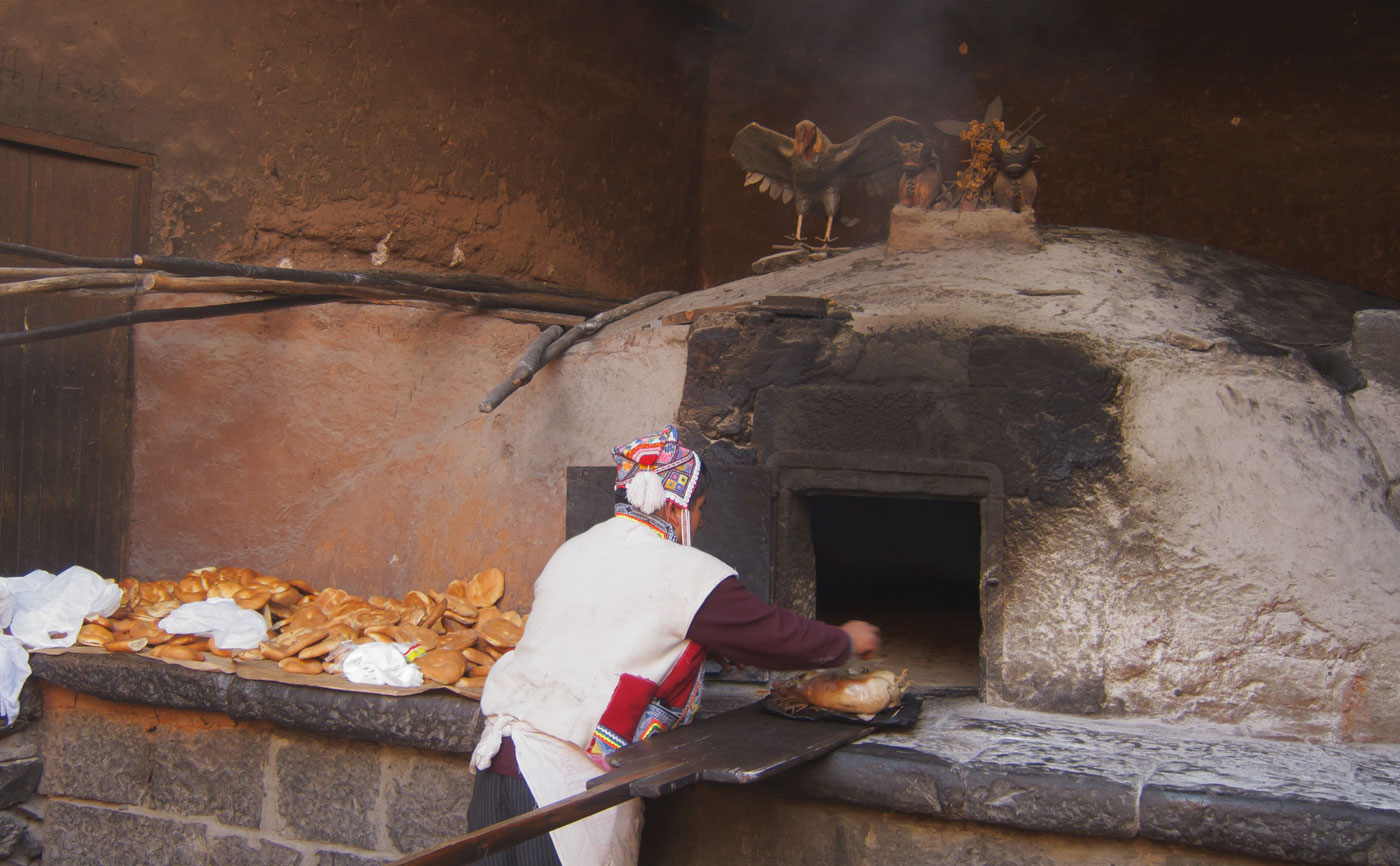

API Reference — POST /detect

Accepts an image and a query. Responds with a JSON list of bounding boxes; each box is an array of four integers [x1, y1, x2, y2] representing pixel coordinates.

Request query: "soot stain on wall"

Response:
[[679, 315, 1124, 507]]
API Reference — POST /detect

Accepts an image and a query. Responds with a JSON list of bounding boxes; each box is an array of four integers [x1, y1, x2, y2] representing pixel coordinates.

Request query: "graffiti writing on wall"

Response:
[[0, 47, 120, 106]]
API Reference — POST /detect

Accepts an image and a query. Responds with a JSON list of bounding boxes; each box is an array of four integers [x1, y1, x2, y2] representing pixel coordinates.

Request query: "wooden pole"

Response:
[[0, 268, 611, 317], [386, 763, 680, 866], [135, 274, 610, 317], [139, 273, 423, 302], [0, 273, 141, 295], [510, 326, 567, 386], [477, 325, 566, 413], [0, 267, 142, 279], [0, 244, 131, 269], [0, 269, 584, 325], [0, 295, 347, 347], [478, 290, 678, 414], [0, 243, 616, 316]]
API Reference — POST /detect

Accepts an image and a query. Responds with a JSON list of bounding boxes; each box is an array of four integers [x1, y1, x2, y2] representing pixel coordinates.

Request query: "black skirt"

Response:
[[465, 768, 564, 866]]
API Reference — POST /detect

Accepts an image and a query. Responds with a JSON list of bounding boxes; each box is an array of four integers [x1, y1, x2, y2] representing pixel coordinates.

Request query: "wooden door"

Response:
[[0, 125, 153, 580]]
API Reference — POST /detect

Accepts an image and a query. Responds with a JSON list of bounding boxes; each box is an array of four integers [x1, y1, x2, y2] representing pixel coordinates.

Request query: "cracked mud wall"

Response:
[[1, 0, 710, 294], [2, 2, 711, 601], [127, 299, 690, 609]]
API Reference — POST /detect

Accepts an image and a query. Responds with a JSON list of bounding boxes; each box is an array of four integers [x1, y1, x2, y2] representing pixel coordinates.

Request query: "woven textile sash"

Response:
[[585, 641, 707, 761]]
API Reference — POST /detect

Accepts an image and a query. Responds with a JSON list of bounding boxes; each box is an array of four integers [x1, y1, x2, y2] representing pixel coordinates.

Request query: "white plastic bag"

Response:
[[158, 598, 269, 650], [0, 634, 30, 724], [340, 642, 424, 687], [4, 566, 122, 649], [0, 582, 14, 630]]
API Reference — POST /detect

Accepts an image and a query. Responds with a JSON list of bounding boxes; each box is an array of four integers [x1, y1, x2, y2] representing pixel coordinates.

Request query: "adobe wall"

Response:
[[0, 0, 711, 602], [125, 300, 688, 608], [0, 0, 710, 295]]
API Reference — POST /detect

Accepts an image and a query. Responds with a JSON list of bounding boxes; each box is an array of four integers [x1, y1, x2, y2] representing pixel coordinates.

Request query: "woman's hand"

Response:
[[839, 620, 881, 659]]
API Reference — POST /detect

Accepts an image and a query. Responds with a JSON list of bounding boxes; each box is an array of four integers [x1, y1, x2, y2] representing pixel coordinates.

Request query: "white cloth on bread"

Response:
[[0, 581, 14, 630], [4, 566, 121, 650], [157, 597, 270, 650], [339, 641, 424, 687], [0, 635, 30, 724]]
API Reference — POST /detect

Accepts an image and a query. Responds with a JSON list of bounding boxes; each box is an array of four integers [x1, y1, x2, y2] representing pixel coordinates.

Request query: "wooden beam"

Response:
[[0, 123, 157, 169]]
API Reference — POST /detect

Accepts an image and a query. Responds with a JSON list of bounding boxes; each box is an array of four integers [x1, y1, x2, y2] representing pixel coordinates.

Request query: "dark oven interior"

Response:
[[809, 494, 981, 690], [770, 455, 1003, 697]]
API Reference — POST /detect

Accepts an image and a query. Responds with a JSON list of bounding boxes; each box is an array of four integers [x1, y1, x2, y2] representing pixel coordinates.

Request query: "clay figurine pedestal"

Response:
[[886, 206, 1041, 254]]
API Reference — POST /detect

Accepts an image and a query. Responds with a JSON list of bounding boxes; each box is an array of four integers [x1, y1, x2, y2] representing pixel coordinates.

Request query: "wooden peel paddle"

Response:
[[388, 702, 876, 866]]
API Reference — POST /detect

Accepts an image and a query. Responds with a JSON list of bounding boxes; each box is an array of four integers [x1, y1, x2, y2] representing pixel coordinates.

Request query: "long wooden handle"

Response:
[[386, 762, 683, 866]]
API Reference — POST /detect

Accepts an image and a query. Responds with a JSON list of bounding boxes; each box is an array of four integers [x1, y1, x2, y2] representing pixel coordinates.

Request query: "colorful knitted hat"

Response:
[[612, 425, 702, 514]]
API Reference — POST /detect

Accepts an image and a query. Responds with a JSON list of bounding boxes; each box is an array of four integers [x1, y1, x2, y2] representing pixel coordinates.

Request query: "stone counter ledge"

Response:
[[761, 697, 1400, 866], [30, 657, 1400, 865], [28, 651, 481, 754]]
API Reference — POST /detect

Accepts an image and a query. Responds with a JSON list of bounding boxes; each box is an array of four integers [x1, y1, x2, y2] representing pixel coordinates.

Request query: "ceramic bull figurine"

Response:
[[992, 136, 1041, 213], [895, 138, 944, 210]]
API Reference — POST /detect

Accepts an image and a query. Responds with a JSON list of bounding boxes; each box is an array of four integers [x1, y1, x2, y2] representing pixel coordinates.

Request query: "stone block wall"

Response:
[[643, 785, 1295, 866], [38, 687, 476, 866], [0, 681, 45, 866]]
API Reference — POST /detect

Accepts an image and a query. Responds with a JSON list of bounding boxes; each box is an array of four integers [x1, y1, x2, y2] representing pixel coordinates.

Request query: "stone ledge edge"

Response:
[[766, 743, 1400, 866], [29, 651, 480, 754]]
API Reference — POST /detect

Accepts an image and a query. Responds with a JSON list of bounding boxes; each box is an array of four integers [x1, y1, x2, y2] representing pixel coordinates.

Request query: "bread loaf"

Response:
[[278, 657, 323, 675], [417, 648, 468, 684], [103, 637, 147, 653], [462, 647, 495, 667], [150, 644, 205, 662], [174, 574, 208, 603], [480, 617, 523, 648], [77, 624, 115, 647], [463, 568, 504, 607]]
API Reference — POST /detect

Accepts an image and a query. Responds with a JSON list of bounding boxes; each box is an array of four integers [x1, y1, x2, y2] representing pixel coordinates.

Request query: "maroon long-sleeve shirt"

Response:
[[685, 575, 851, 669], [489, 576, 849, 776]]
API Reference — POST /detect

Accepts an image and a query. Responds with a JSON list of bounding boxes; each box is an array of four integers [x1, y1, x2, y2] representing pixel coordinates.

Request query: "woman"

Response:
[[468, 426, 879, 866]]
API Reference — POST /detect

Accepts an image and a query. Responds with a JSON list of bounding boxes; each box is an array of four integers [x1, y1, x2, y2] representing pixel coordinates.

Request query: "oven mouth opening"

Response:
[[809, 494, 981, 692]]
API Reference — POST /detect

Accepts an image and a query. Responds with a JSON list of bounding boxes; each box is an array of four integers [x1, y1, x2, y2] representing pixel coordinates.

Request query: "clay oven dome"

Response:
[[128, 225, 1399, 744], [577, 226, 1400, 742]]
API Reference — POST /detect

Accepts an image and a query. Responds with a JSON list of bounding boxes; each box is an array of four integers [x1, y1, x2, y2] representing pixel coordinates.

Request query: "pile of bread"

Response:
[[73, 565, 524, 693]]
